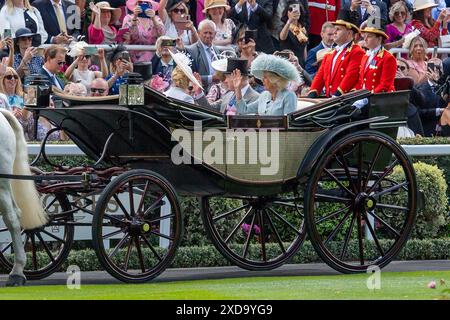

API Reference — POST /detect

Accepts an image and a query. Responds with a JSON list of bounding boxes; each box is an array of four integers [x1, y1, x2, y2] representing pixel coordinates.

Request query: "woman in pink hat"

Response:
[[122, 0, 165, 63], [88, 1, 122, 44]]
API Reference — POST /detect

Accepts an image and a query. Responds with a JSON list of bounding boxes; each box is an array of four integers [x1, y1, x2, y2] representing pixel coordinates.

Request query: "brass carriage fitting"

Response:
[[141, 223, 150, 233]]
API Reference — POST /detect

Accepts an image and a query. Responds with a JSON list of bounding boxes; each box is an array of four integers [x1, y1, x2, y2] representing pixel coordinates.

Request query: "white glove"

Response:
[[352, 98, 368, 109]]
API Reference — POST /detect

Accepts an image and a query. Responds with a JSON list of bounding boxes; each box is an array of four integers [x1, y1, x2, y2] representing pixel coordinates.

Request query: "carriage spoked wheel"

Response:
[[201, 190, 306, 271], [305, 130, 417, 273], [92, 169, 183, 283], [0, 193, 74, 280]]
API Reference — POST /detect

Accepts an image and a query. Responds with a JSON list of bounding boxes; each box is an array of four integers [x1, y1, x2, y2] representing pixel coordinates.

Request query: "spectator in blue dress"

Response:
[[105, 46, 134, 95], [13, 28, 45, 80]]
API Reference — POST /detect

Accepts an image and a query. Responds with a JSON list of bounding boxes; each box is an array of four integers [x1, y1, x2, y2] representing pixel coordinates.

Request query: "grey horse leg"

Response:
[[0, 185, 27, 286]]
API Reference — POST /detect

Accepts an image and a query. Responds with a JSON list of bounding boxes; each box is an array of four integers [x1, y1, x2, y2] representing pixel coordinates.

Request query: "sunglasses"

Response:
[[394, 11, 406, 16], [57, 61, 65, 66], [172, 8, 186, 14], [91, 88, 106, 94], [81, 55, 91, 60], [5, 75, 18, 80], [19, 36, 33, 41]]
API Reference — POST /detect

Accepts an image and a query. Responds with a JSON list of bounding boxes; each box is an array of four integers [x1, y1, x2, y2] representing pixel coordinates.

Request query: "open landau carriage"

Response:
[[0, 75, 418, 283]]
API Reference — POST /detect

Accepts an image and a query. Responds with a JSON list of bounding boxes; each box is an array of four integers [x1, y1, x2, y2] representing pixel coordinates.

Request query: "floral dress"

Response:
[[214, 19, 236, 44], [122, 14, 165, 63]]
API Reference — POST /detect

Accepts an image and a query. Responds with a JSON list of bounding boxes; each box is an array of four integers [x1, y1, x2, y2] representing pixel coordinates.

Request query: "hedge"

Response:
[[29, 155, 450, 246], [1, 239, 449, 273]]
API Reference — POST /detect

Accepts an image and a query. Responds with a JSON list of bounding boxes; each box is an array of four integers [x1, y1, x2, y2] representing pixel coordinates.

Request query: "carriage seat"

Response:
[[52, 87, 119, 106], [296, 97, 327, 111]]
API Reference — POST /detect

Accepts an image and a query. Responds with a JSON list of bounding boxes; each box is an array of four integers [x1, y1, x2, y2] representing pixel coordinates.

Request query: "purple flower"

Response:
[[241, 223, 251, 234], [427, 281, 436, 289]]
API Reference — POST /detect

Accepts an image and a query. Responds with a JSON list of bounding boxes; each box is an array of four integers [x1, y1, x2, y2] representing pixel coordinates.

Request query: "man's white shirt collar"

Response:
[[335, 41, 352, 53], [367, 45, 382, 57], [241, 84, 250, 97]]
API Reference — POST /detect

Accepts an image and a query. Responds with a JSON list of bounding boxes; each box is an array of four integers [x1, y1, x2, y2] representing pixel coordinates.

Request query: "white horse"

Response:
[[0, 109, 48, 286]]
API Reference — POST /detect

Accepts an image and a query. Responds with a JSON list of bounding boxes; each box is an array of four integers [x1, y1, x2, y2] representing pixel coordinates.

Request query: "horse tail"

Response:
[[0, 109, 48, 230]]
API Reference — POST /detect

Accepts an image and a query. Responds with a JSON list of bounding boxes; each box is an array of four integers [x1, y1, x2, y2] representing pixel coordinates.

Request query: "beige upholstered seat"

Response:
[[296, 97, 327, 111], [52, 86, 119, 103]]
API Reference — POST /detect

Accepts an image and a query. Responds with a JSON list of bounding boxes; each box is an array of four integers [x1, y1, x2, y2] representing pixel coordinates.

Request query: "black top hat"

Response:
[[133, 62, 153, 81], [224, 58, 248, 75]]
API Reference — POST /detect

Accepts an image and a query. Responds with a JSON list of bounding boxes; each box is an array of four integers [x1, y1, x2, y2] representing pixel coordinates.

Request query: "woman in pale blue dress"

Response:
[[230, 54, 301, 115]]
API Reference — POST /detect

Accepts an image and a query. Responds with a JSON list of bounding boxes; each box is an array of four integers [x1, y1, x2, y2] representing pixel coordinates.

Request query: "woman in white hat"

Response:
[[411, 0, 450, 47], [204, 0, 235, 46], [88, 1, 122, 44], [164, 51, 203, 104], [230, 53, 301, 115], [121, 0, 165, 63], [64, 42, 108, 92]]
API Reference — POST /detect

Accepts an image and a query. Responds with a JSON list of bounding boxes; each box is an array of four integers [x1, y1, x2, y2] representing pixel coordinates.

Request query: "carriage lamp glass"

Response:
[[119, 73, 145, 106], [23, 74, 51, 107]]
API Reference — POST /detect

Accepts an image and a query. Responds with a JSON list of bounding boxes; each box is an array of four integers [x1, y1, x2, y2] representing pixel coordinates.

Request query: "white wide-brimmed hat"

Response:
[[169, 51, 203, 90], [413, 0, 438, 12], [211, 58, 227, 72], [68, 41, 89, 57], [92, 1, 122, 25]]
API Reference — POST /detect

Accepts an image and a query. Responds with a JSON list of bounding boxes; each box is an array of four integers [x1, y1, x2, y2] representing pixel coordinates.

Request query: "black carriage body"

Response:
[[34, 88, 409, 198], [13, 87, 418, 282]]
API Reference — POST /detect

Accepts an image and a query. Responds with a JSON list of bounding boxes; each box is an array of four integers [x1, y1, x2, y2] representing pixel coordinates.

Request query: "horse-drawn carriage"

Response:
[[0, 76, 417, 283]]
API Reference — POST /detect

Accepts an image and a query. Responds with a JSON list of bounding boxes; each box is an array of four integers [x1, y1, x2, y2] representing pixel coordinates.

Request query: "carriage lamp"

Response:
[[119, 72, 145, 106], [23, 74, 51, 108]]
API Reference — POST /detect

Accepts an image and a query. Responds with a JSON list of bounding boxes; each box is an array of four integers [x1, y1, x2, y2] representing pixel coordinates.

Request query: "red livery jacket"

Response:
[[308, 0, 340, 35], [309, 42, 365, 97], [355, 48, 397, 93]]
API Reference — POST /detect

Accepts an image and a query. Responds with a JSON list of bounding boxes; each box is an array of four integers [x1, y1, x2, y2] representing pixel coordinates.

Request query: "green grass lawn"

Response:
[[0, 271, 449, 300]]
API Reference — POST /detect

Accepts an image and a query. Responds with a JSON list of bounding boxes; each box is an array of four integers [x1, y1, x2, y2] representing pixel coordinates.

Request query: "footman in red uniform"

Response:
[[308, 20, 365, 98], [355, 27, 397, 93]]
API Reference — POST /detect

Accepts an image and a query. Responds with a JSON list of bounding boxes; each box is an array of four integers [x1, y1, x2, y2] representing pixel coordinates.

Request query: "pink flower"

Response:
[[427, 281, 436, 289], [150, 75, 170, 92], [253, 224, 261, 235], [226, 106, 237, 115], [89, 65, 100, 71]]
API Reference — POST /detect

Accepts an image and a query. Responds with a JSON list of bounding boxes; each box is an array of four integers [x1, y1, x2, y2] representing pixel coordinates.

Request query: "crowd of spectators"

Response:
[[1, 0, 450, 140]]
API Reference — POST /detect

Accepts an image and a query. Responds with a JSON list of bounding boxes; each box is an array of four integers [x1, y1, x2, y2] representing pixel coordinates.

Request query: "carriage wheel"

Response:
[[201, 190, 306, 271], [92, 169, 182, 283], [305, 130, 417, 273], [0, 193, 74, 280]]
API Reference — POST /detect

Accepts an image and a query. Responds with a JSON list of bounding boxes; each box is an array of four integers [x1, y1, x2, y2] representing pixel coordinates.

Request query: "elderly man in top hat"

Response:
[[307, 20, 365, 98], [194, 57, 260, 114]]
